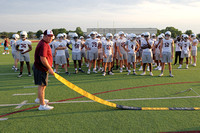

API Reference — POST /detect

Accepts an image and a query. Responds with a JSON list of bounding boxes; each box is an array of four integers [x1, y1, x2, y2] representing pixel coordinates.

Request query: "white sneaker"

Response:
[[38, 104, 54, 111], [186, 65, 189, 69], [154, 67, 158, 70], [87, 71, 90, 74], [193, 63, 196, 67], [147, 66, 150, 72], [169, 74, 174, 77], [35, 98, 49, 104], [158, 66, 162, 71], [93, 70, 97, 73], [108, 72, 114, 75], [138, 66, 143, 71], [122, 65, 125, 68], [127, 70, 131, 75], [102, 72, 106, 76], [140, 72, 146, 75], [12, 66, 15, 70], [120, 69, 123, 73], [2, 52, 5, 55], [133, 72, 137, 75], [87, 64, 89, 67], [178, 65, 182, 69], [159, 73, 163, 77], [7, 52, 9, 54], [149, 72, 153, 76]]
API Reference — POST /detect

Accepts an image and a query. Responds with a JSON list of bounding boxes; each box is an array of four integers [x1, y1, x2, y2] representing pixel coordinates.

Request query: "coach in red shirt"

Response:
[[33, 30, 55, 111]]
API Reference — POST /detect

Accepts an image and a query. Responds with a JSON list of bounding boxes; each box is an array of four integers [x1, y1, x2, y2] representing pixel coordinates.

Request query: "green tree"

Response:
[[36, 30, 43, 38], [75, 27, 84, 36], [28, 31, 35, 39], [160, 27, 182, 38], [185, 30, 193, 36], [197, 33, 200, 39]]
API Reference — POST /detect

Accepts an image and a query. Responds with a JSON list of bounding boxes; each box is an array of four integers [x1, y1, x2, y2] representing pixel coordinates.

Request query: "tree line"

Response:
[[0, 26, 199, 39]]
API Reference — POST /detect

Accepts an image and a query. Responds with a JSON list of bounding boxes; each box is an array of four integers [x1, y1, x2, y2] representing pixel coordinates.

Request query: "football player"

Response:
[[174, 36, 182, 65], [16, 31, 32, 77], [154, 35, 163, 70], [102, 33, 114, 76], [116, 31, 128, 73], [125, 33, 139, 75], [190, 34, 199, 66], [97, 34, 103, 72], [113, 33, 119, 70], [54, 33, 69, 74], [49, 35, 56, 71], [67, 33, 84, 74], [140, 32, 154, 76], [63, 33, 70, 68], [80, 36, 88, 66], [159, 31, 174, 77], [85, 31, 101, 74], [11, 34, 20, 71], [178, 35, 191, 69]]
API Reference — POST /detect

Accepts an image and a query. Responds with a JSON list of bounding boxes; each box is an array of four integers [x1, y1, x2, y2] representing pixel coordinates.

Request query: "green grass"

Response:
[[0, 42, 200, 133]]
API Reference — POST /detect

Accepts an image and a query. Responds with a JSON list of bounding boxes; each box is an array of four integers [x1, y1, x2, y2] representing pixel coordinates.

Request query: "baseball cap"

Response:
[[44, 30, 54, 36]]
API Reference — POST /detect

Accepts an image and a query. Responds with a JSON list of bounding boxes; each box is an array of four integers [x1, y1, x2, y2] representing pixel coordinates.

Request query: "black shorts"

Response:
[[32, 65, 48, 86]]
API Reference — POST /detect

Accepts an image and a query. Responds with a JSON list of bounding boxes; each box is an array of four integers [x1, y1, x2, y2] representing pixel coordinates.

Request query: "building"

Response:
[[87, 28, 157, 35]]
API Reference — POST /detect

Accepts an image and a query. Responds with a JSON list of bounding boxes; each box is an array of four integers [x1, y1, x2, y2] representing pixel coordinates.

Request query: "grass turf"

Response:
[[0, 42, 200, 133]]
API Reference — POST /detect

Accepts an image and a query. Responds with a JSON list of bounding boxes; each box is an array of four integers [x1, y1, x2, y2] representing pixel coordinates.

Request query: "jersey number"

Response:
[[75, 43, 79, 49], [164, 43, 170, 47], [92, 42, 97, 47]]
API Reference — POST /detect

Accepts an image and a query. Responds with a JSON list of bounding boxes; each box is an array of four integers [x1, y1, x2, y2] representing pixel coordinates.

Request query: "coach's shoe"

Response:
[[186, 65, 189, 69], [149, 72, 153, 76], [159, 73, 163, 77], [38, 104, 54, 111], [17, 74, 22, 78], [140, 72, 146, 76], [102, 72, 106, 76], [169, 74, 174, 77], [35, 98, 49, 104], [138, 66, 143, 71]]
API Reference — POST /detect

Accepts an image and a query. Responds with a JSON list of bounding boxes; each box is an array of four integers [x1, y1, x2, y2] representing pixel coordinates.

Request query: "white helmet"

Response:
[[141, 33, 145, 36], [158, 35, 163, 39], [130, 33, 136, 40], [72, 33, 78, 38], [80, 36, 84, 39], [90, 31, 96, 36], [160, 33, 165, 38], [137, 35, 141, 39], [20, 31, 27, 38], [40, 34, 44, 38], [106, 33, 113, 40], [144, 32, 150, 38], [114, 33, 118, 37], [97, 34, 102, 37], [12, 34, 20, 39], [184, 34, 189, 39], [63, 33, 67, 38], [191, 34, 196, 38], [87, 35, 91, 38], [151, 33, 156, 37], [118, 31, 124, 36], [165, 31, 171, 36], [57, 33, 64, 38]]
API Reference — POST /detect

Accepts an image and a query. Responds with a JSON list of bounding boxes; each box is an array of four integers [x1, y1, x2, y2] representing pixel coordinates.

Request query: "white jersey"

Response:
[[85, 38, 101, 53], [49, 40, 56, 54], [64, 39, 70, 51], [192, 39, 199, 51], [81, 40, 86, 52], [175, 41, 182, 52], [181, 40, 191, 53], [125, 40, 137, 54], [154, 41, 161, 54], [141, 38, 154, 53], [16, 39, 32, 53], [10, 40, 17, 52], [69, 39, 82, 53], [162, 38, 173, 53], [117, 37, 127, 54], [55, 40, 67, 56], [103, 40, 113, 55]]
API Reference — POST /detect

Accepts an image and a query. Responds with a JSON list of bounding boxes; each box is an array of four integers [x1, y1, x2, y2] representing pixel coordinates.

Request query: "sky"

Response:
[[0, 0, 200, 33]]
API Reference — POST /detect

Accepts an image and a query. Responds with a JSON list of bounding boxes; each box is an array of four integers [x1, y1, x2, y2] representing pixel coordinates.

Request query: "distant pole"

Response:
[[97, 21, 99, 33]]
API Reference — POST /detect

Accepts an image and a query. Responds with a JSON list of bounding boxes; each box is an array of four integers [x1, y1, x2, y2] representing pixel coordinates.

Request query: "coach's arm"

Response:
[[40, 56, 54, 75]]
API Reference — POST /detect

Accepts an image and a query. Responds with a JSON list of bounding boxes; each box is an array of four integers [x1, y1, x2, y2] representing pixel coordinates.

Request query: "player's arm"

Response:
[[103, 46, 106, 58], [146, 40, 152, 49], [117, 43, 122, 57], [81, 42, 84, 50], [98, 42, 102, 49], [160, 40, 163, 57], [22, 44, 32, 54], [40, 56, 54, 75], [171, 40, 174, 58], [135, 42, 139, 52], [124, 41, 129, 52], [67, 42, 72, 50], [16, 44, 23, 52]]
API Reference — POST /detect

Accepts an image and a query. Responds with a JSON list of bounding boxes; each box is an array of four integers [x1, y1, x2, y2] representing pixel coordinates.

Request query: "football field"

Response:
[[0, 42, 200, 133]]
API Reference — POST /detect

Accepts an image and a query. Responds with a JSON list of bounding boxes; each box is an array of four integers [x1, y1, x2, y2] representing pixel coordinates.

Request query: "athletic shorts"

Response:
[[103, 55, 113, 63], [142, 52, 153, 63], [5, 47, 8, 50], [33, 65, 48, 86], [128, 53, 136, 63], [114, 52, 119, 60], [81, 51, 86, 58], [191, 50, 197, 56], [12, 51, 19, 60], [65, 50, 69, 58], [161, 52, 172, 63], [136, 51, 140, 57], [52, 53, 55, 61], [118, 52, 128, 60], [72, 52, 81, 61], [139, 49, 143, 57], [98, 52, 103, 60], [19, 53, 30, 62], [155, 52, 160, 61], [86, 51, 90, 60], [55, 55, 67, 64], [181, 50, 190, 58], [89, 52, 98, 61]]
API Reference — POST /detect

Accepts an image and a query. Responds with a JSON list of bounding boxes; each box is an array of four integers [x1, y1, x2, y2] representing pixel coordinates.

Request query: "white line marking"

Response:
[[190, 88, 200, 96], [13, 93, 36, 96], [0, 96, 199, 107], [24, 86, 37, 88], [15, 100, 28, 109], [0, 118, 8, 121]]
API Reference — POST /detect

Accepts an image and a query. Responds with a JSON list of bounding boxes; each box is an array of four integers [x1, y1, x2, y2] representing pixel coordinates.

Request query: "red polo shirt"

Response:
[[34, 39, 52, 72]]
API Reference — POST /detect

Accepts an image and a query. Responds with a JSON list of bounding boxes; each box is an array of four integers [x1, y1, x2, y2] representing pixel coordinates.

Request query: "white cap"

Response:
[[44, 30, 54, 36]]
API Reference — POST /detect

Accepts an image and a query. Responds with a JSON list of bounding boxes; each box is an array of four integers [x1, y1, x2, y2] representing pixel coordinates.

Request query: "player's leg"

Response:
[[186, 57, 189, 69], [62, 55, 69, 74], [103, 62, 107, 76], [174, 51, 178, 65], [26, 62, 31, 76], [18, 61, 24, 77]]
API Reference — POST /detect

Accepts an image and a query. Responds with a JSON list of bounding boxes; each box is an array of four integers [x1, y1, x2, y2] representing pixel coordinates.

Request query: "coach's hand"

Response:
[[48, 68, 55, 75]]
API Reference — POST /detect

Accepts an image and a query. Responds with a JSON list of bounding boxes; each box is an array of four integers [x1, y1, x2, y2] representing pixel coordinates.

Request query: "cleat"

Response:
[[178, 66, 182, 69], [102, 72, 106, 76], [108, 72, 114, 75], [28, 74, 32, 77], [87, 71, 90, 74], [159, 73, 163, 77], [140, 72, 146, 76], [65, 72, 70, 75], [79, 69, 85, 73], [169, 74, 174, 77], [18, 74, 22, 78], [138, 66, 143, 71], [133, 72, 137, 75], [186, 65, 189, 69], [149, 72, 153, 76], [147, 66, 150, 72], [38, 104, 54, 111], [93, 70, 97, 74]]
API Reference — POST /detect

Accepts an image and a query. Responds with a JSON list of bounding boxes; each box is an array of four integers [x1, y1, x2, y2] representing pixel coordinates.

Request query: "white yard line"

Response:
[[13, 93, 36, 96], [23, 86, 37, 88], [0, 96, 200, 107], [15, 100, 28, 109], [0, 118, 8, 121]]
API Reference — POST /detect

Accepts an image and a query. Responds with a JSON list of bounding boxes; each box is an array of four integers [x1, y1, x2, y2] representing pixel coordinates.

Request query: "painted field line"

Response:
[[0, 118, 8, 121], [13, 93, 36, 96], [23, 86, 37, 88], [1, 96, 200, 107], [15, 100, 28, 109]]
